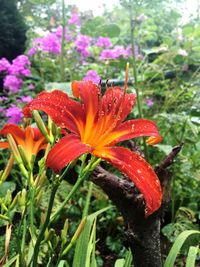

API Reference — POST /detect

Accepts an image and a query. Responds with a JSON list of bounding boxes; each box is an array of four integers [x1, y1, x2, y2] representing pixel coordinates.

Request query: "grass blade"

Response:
[[164, 230, 200, 267], [185, 246, 199, 267]]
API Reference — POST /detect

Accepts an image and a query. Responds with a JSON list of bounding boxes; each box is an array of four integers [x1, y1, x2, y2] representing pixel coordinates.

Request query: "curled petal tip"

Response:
[[146, 136, 162, 146], [72, 81, 80, 98]]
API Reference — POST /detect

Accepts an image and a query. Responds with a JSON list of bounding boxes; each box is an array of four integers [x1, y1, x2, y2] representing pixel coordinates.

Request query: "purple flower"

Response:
[[99, 46, 126, 60], [5, 104, 23, 124], [112, 45, 125, 58], [146, 98, 154, 107], [83, 70, 101, 84], [0, 107, 4, 113], [75, 34, 91, 57], [28, 84, 35, 90], [68, 13, 80, 26], [20, 96, 33, 103], [32, 34, 61, 55], [99, 49, 117, 60], [95, 37, 112, 48], [27, 47, 37, 57], [41, 33, 61, 54], [55, 26, 72, 42], [9, 55, 31, 77], [0, 58, 11, 73], [3, 75, 23, 93], [0, 96, 8, 102]]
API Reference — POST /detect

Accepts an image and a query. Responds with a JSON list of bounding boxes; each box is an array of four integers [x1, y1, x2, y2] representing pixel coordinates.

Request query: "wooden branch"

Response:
[[91, 144, 182, 267]]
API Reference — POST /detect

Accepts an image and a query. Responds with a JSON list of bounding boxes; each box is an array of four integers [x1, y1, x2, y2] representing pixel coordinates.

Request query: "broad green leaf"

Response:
[[0, 181, 16, 198], [155, 144, 173, 155], [81, 17, 106, 37], [192, 46, 200, 52], [186, 246, 199, 267], [164, 230, 200, 267], [114, 259, 125, 267], [45, 83, 72, 97], [182, 24, 194, 36], [98, 24, 120, 38], [30, 0, 55, 4]]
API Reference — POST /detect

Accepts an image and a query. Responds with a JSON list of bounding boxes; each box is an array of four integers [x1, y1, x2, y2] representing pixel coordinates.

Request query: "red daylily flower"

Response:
[[0, 124, 47, 162], [23, 81, 162, 216]]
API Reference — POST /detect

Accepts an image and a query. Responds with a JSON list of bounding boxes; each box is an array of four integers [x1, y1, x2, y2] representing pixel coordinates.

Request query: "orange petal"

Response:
[[146, 136, 163, 145], [0, 124, 25, 147], [0, 141, 9, 149], [46, 134, 93, 173], [23, 90, 85, 136], [72, 81, 100, 142], [90, 88, 136, 146], [97, 119, 162, 147], [93, 146, 162, 217], [72, 80, 80, 98]]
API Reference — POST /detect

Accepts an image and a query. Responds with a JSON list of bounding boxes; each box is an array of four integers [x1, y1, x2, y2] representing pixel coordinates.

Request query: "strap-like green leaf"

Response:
[[185, 246, 199, 267], [2, 254, 19, 267], [114, 259, 125, 267], [72, 206, 112, 267], [164, 230, 200, 267], [124, 249, 133, 267]]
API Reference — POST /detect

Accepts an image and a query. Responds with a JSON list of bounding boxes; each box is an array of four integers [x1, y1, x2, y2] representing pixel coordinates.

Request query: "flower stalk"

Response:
[[128, 0, 149, 159], [60, 0, 66, 82]]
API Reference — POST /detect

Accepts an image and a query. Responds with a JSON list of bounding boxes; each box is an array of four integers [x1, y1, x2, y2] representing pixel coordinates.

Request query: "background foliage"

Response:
[[0, 0, 199, 266]]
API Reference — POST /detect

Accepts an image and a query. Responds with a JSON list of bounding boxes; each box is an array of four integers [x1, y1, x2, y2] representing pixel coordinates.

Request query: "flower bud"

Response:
[[146, 136, 162, 145], [7, 134, 28, 177], [61, 219, 69, 243], [0, 155, 14, 184], [18, 145, 30, 169], [33, 110, 52, 143], [18, 189, 27, 213]]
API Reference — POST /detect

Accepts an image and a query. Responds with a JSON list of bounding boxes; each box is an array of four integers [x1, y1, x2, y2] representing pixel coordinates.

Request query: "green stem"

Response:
[[82, 182, 93, 218], [60, 0, 66, 82], [129, 1, 142, 118], [32, 180, 60, 267], [29, 186, 35, 237], [50, 171, 87, 223], [50, 157, 101, 224], [129, 0, 148, 159]]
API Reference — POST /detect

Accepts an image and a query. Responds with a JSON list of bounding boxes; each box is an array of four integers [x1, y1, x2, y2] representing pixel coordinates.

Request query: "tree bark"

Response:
[[91, 143, 182, 267]]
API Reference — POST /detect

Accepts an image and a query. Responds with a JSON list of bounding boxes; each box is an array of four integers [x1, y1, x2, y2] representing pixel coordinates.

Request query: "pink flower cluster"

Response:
[[83, 70, 101, 84], [0, 95, 32, 125], [0, 55, 31, 93], [99, 45, 130, 60], [95, 37, 112, 48], [99, 45, 140, 60], [68, 12, 80, 26], [5, 104, 23, 124], [29, 34, 61, 55], [75, 34, 92, 57]]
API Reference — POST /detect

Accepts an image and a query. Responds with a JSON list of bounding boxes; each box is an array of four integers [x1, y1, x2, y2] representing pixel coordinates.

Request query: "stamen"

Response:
[[124, 62, 129, 93], [93, 64, 130, 146], [107, 63, 130, 130]]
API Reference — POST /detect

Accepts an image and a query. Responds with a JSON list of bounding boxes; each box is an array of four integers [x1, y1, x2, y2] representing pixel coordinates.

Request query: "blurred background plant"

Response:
[[0, 0, 200, 266]]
